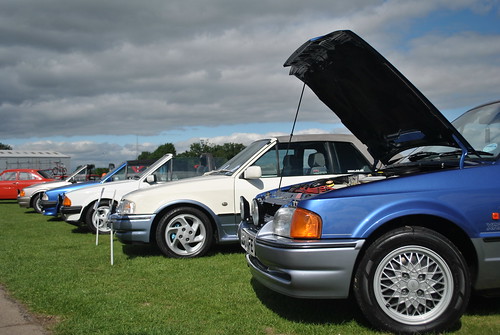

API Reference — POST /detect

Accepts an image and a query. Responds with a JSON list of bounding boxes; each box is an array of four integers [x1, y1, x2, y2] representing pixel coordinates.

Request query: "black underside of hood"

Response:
[[284, 30, 473, 165]]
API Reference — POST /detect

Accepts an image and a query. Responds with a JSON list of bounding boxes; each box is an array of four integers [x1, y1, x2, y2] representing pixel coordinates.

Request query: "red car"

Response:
[[0, 169, 55, 200]]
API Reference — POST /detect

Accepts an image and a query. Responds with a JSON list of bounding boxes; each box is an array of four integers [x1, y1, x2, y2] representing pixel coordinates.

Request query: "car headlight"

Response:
[[240, 196, 250, 222], [116, 199, 135, 214], [273, 207, 322, 239], [273, 207, 295, 237], [250, 198, 264, 226]]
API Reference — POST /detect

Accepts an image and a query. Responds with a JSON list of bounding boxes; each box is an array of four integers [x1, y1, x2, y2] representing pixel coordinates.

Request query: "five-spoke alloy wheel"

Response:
[[156, 207, 213, 258], [85, 201, 112, 234]]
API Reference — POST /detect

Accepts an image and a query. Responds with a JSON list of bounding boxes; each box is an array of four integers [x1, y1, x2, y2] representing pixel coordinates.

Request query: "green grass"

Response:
[[1, 200, 500, 334]]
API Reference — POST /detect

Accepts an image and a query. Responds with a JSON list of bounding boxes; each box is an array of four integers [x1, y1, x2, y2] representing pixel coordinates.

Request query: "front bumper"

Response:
[[110, 213, 156, 244], [17, 196, 30, 208], [60, 205, 82, 215], [40, 200, 58, 216], [240, 222, 364, 299], [60, 206, 83, 222]]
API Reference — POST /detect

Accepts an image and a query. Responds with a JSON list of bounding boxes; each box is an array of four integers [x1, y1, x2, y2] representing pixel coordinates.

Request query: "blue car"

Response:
[[40, 160, 153, 216], [239, 30, 500, 334]]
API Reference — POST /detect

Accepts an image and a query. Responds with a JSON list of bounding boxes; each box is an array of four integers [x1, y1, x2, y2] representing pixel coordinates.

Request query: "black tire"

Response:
[[85, 200, 112, 234], [155, 207, 213, 258], [353, 226, 470, 334], [32, 193, 43, 214]]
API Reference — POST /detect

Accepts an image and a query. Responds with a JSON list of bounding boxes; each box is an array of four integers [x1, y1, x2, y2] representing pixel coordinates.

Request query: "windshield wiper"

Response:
[[408, 149, 493, 163], [212, 169, 233, 175], [407, 151, 440, 162], [438, 150, 493, 159]]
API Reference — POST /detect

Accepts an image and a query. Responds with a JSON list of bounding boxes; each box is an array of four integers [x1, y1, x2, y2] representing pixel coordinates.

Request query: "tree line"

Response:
[[137, 141, 246, 161]]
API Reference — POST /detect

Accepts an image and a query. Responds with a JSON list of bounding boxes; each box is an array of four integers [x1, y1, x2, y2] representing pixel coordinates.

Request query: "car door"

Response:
[[17, 171, 40, 192], [0, 171, 20, 199]]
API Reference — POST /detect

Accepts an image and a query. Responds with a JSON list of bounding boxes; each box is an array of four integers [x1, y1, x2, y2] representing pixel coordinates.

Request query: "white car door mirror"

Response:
[[146, 175, 157, 183], [243, 166, 262, 179]]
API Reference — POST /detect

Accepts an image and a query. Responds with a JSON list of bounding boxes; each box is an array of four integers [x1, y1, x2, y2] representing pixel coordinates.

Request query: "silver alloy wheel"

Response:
[[33, 194, 43, 214], [92, 205, 112, 233], [373, 245, 453, 325], [164, 213, 206, 256]]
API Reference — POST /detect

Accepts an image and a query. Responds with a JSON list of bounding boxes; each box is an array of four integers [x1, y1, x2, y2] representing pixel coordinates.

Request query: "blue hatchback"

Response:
[[40, 160, 153, 216], [239, 30, 500, 334]]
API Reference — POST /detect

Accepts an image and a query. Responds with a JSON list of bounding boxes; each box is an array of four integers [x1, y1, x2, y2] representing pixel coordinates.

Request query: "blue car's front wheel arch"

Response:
[[352, 214, 478, 286]]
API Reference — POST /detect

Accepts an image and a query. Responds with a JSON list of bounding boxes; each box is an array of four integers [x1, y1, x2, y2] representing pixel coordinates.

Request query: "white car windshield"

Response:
[[212, 139, 271, 175]]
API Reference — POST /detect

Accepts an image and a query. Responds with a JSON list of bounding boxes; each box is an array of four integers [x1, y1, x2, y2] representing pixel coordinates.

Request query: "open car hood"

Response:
[[284, 30, 474, 165]]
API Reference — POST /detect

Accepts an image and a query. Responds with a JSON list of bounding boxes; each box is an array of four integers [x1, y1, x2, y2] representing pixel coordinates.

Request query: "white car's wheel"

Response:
[[32, 193, 43, 214], [354, 226, 470, 334], [85, 201, 112, 234], [156, 207, 213, 258]]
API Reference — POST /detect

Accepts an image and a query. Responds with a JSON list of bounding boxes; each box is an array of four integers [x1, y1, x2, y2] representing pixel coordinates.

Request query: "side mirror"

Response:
[[243, 166, 262, 179], [146, 174, 157, 184]]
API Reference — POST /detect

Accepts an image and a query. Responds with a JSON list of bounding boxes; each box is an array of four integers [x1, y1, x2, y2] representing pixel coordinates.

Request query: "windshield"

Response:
[[397, 101, 500, 164], [453, 101, 500, 158], [101, 162, 125, 181], [38, 169, 54, 179], [213, 139, 271, 175], [133, 156, 172, 179]]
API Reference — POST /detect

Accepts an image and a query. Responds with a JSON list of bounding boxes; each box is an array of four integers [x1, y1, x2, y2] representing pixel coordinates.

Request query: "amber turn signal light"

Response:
[[62, 197, 71, 207], [290, 208, 322, 239]]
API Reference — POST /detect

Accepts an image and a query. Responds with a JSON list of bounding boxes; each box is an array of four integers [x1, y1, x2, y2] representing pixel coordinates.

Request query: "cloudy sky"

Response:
[[1, 0, 499, 169]]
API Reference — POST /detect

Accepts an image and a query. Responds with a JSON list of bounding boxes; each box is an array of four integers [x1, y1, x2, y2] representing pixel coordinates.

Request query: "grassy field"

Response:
[[1, 200, 500, 334]]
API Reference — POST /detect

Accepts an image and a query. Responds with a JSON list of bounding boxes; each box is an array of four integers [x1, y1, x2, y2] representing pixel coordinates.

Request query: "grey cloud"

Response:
[[1, 0, 499, 146]]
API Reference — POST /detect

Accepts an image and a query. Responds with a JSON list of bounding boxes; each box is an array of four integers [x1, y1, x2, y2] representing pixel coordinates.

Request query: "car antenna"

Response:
[[279, 82, 306, 190]]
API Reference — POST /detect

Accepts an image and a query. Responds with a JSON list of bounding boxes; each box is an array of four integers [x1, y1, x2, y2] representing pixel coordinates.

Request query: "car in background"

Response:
[[17, 164, 96, 214], [238, 30, 500, 334], [40, 159, 154, 217], [110, 134, 374, 258], [0, 169, 54, 200], [60, 153, 220, 233]]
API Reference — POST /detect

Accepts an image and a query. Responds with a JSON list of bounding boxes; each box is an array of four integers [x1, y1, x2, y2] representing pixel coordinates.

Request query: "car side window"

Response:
[[18, 172, 33, 180], [251, 140, 372, 177], [1, 172, 17, 181], [251, 141, 332, 177], [251, 145, 280, 177], [280, 142, 330, 176], [153, 163, 172, 182], [332, 142, 372, 173]]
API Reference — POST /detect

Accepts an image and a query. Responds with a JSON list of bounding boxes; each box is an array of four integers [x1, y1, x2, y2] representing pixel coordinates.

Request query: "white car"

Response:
[[17, 164, 94, 214], [61, 153, 217, 233], [110, 134, 374, 258]]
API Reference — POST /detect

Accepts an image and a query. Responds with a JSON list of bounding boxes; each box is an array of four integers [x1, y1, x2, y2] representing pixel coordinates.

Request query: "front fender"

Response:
[[312, 191, 479, 239], [352, 199, 474, 238]]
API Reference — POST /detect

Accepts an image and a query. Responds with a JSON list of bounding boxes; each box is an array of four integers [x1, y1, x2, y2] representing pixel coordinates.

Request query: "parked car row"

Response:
[[7, 29, 500, 334], [18, 164, 96, 213]]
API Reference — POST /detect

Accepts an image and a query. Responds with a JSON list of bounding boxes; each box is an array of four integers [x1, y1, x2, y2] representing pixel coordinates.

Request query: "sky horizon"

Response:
[[1, 0, 499, 169]]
